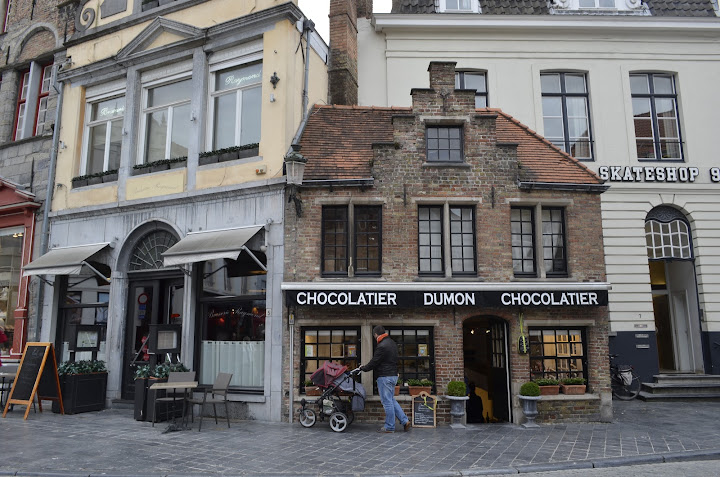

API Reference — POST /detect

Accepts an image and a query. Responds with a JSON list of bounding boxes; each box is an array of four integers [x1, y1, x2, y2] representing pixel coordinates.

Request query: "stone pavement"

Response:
[[1, 399, 719, 476]]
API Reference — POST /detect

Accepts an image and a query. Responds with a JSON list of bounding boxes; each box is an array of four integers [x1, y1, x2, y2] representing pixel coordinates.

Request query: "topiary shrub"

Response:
[[447, 380, 466, 396], [519, 381, 541, 397]]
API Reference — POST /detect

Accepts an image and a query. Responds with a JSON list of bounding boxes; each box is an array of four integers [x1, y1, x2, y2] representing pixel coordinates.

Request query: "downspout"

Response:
[[288, 17, 314, 424], [33, 65, 64, 340]]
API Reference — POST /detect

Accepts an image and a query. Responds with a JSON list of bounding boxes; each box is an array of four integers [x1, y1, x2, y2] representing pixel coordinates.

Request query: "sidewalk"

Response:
[[1, 399, 719, 476]]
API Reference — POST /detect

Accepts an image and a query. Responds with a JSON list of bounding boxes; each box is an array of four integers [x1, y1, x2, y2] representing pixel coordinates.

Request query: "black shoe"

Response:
[[377, 427, 394, 433], [404, 421, 411, 432]]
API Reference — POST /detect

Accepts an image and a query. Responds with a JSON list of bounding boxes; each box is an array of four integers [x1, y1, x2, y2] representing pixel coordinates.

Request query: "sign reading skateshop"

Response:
[[285, 289, 608, 308]]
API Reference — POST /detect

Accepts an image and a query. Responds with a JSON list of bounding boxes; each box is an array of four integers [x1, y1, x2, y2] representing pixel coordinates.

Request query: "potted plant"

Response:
[[445, 380, 469, 423], [408, 378, 433, 396], [518, 381, 541, 428], [52, 360, 108, 414], [145, 363, 189, 422], [304, 379, 321, 396], [560, 377, 587, 395], [395, 377, 406, 396], [534, 377, 560, 395]]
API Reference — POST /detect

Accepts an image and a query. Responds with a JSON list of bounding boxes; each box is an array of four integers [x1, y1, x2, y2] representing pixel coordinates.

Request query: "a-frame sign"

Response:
[[3, 342, 64, 419]]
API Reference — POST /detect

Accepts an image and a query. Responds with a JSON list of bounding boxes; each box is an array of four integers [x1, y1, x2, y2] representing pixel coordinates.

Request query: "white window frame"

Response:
[[137, 71, 192, 165], [80, 89, 126, 175], [552, 0, 645, 11], [206, 52, 263, 152], [438, 0, 480, 13]]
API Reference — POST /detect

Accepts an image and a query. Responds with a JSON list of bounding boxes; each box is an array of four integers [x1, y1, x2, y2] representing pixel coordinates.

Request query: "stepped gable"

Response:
[[391, 0, 717, 16], [299, 104, 603, 186]]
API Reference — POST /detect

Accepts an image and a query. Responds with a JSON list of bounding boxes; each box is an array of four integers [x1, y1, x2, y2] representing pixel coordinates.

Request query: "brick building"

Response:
[[282, 62, 612, 425], [0, 0, 76, 358]]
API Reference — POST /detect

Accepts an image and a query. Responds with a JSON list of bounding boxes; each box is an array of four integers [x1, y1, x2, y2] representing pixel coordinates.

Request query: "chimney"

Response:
[[357, 0, 373, 18], [328, 0, 359, 105], [428, 61, 457, 90]]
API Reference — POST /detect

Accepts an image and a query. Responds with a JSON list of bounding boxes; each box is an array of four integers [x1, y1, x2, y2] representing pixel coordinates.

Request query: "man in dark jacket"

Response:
[[359, 325, 411, 433]]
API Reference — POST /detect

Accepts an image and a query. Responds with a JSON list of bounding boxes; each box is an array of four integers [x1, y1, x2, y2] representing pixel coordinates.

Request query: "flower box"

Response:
[[52, 372, 108, 414], [305, 386, 322, 396], [408, 386, 432, 396], [102, 172, 118, 183], [151, 163, 170, 173], [88, 176, 103, 185], [539, 385, 560, 396], [199, 154, 219, 166], [72, 178, 88, 188], [561, 384, 587, 395]]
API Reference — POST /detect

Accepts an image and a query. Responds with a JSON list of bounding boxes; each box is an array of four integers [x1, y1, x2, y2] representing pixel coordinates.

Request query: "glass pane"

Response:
[[91, 96, 125, 122], [464, 73, 486, 92], [213, 92, 236, 150], [145, 110, 167, 163], [0, 232, 25, 356], [568, 118, 590, 139], [630, 74, 649, 94], [566, 97, 588, 118], [542, 97, 563, 117], [653, 75, 674, 95], [543, 118, 565, 140], [87, 123, 107, 175], [147, 79, 192, 108], [565, 74, 586, 93], [108, 120, 123, 171], [170, 103, 190, 158], [215, 62, 263, 92], [540, 74, 560, 93], [240, 86, 262, 145]]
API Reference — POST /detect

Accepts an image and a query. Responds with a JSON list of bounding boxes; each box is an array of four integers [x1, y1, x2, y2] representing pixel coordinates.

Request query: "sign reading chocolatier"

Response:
[[285, 289, 608, 308]]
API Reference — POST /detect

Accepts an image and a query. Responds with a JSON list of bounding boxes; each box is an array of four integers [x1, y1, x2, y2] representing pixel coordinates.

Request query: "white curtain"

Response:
[[200, 340, 264, 387]]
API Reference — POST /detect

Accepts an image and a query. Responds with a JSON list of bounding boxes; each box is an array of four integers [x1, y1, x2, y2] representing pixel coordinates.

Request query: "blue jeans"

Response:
[[377, 375, 408, 431]]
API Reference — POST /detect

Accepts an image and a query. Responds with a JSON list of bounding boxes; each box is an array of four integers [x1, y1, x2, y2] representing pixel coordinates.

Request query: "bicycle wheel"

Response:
[[611, 370, 641, 400]]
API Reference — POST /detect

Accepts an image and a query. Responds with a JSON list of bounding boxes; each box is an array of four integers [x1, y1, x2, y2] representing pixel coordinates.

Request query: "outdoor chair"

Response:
[[187, 372, 233, 431], [152, 371, 196, 427]]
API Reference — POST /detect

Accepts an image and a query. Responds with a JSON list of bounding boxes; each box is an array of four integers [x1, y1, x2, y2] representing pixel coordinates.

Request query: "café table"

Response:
[[149, 381, 197, 433], [0, 369, 17, 409]]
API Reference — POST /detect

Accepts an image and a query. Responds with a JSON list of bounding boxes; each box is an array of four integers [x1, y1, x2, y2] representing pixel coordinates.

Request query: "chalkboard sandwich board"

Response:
[[3, 342, 64, 420], [411, 391, 437, 428]]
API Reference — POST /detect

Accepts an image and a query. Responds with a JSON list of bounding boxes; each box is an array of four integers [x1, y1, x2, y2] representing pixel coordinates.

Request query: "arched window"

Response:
[[645, 206, 692, 260], [129, 230, 178, 270]]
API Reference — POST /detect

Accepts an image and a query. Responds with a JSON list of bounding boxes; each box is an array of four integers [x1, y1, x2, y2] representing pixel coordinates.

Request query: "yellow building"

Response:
[[23, 0, 327, 421]]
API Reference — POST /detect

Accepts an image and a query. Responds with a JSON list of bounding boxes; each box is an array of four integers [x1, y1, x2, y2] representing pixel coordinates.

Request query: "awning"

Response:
[[162, 225, 264, 267], [23, 242, 111, 276]]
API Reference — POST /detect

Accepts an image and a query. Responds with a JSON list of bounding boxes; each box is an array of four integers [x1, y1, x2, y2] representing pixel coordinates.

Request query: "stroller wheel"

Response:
[[329, 412, 349, 432], [299, 409, 316, 428]]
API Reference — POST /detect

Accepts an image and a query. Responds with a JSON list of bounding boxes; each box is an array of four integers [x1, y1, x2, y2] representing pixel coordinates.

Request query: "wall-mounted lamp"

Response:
[[270, 72, 280, 89], [284, 144, 307, 217]]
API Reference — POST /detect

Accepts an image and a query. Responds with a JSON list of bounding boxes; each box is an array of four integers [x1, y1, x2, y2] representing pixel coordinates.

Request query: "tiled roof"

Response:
[[299, 104, 602, 185], [391, 0, 718, 16]]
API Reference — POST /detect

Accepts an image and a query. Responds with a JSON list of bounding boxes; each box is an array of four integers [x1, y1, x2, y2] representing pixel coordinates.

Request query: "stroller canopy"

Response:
[[310, 361, 348, 387]]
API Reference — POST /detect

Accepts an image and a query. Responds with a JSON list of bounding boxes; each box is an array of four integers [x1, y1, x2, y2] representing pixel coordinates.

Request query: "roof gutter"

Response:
[[518, 181, 609, 192]]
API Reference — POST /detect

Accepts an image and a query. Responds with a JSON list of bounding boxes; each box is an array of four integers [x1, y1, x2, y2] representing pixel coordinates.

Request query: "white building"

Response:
[[347, 0, 720, 392]]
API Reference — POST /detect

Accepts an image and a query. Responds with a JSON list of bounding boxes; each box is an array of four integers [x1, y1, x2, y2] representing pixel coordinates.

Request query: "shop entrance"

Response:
[[463, 316, 510, 423], [121, 275, 184, 399]]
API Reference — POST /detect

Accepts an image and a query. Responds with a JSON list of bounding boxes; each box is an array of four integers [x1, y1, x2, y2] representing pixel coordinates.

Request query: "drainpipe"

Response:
[[33, 64, 64, 340], [287, 18, 314, 424]]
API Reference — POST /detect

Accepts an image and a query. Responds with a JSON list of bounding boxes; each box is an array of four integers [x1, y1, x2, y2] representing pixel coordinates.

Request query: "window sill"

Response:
[[422, 162, 471, 169]]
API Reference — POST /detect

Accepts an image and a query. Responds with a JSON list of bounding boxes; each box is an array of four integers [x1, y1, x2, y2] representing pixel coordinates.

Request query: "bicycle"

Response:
[[609, 354, 641, 400]]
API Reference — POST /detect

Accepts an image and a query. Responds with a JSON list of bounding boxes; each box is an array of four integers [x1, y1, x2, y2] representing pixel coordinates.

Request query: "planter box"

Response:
[[169, 160, 186, 169], [134, 378, 149, 421], [199, 154, 219, 166], [102, 173, 118, 183], [72, 178, 88, 188], [561, 384, 587, 395], [150, 164, 169, 173], [305, 386, 322, 396], [52, 372, 107, 414], [88, 176, 103, 185], [219, 151, 239, 163], [539, 385, 560, 396], [409, 386, 432, 396], [237, 147, 259, 159]]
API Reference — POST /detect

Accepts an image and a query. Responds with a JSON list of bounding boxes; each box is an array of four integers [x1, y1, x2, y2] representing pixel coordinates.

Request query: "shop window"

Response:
[[455, 71, 488, 108], [301, 327, 360, 393], [82, 94, 124, 175], [57, 274, 110, 363], [321, 205, 382, 277], [631, 73, 683, 161], [387, 327, 434, 386], [511, 206, 567, 277], [199, 256, 267, 390], [140, 77, 192, 164], [0, 227, 22, 356], [426, 126, 463, 162], [529, 328, 587, 382], [418, 204, 476, 276], [208, 61, 262, 150], [540, 72, 593, 160]]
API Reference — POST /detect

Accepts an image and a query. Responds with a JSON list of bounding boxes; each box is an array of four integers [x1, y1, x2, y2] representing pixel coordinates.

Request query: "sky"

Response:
[[298, 0, 392, 43]]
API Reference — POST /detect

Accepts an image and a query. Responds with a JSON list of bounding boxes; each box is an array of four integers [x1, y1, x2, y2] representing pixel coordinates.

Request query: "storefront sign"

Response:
[[286, 289, 608, 308], [597, 166, 702, 183]]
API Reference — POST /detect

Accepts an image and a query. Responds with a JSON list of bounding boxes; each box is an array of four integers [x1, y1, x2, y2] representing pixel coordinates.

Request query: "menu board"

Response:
[[411, 391, 437, 428], [2, 342, 63, 419]]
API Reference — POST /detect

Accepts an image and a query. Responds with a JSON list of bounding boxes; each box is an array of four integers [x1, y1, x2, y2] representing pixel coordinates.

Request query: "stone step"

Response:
[[641, 382, 720, 395], [638, 391, 720, 401], [653, 374, 720, 385]]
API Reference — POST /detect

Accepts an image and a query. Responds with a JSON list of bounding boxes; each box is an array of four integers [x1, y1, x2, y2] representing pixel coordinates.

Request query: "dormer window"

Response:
[[579, 0, 615, 7], [550, 0, 649, 14], [438, 0, 480, 13]]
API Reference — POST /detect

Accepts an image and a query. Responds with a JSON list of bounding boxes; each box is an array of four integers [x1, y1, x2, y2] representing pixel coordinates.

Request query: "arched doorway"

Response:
[[645, 206, 703, 373], [120, 225, 184, 399], [463, 316, 510, 423]]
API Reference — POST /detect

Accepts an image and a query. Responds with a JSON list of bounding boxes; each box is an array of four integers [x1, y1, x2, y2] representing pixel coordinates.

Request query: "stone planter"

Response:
[[518, 395, 541, 428], [445, 395, 469, 425], [561, 384, 587, 395], [52, 372, 108, 414], [539, 385, 560, 396]]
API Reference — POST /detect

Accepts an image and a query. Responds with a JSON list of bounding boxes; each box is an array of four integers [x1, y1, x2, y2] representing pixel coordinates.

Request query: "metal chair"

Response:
[[152, 371, 196, 427], [187, 372, 233, 431]]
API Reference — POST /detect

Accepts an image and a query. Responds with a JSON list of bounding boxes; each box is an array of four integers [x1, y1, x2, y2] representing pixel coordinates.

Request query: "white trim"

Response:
[[281, 281, 611, 292]]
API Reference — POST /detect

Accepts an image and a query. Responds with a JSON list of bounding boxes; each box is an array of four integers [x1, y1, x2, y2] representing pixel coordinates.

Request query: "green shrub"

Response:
[[534, 378, 559, 386], [408, 378, 433, 386], [57, 360, 107, 376], [152, 362, 189, 379], [446, 380, 466, 397], [519, 381, 541, 397], [561, 377, 586, 385], [134, 365, 151, 379], [420, 379, 433, 386], [304, 379, 314, 386]]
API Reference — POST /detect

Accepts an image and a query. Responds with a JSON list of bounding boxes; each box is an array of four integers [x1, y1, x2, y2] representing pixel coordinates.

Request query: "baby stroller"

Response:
[[298, 361, 365, 432]]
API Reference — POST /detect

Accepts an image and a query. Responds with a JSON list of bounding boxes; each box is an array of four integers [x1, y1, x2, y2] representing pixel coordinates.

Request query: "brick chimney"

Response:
[[328, 0, 366, 105]]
